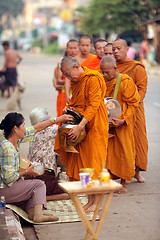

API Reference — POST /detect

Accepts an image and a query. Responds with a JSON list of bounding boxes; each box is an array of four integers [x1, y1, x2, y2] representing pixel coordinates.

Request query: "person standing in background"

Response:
[[127, 40, 137, 60], [52, 39, 80, 116], [1, 41, 22, 98]]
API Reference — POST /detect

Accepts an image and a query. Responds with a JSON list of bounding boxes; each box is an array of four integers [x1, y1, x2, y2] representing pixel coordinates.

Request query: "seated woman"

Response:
[[0, 111, 73, 223], [28, 107, 69, 201]]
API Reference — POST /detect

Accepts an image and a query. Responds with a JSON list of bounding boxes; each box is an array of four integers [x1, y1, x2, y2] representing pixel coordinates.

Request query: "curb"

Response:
[[0, 209, 25, 240]]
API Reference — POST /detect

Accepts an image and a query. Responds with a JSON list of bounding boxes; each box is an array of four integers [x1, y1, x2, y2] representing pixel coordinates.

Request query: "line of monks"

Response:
[[52, 36, 148, 212]]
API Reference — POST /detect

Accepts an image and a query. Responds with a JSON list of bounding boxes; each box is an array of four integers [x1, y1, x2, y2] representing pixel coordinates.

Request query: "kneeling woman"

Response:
[[0, 112, 72, 223]]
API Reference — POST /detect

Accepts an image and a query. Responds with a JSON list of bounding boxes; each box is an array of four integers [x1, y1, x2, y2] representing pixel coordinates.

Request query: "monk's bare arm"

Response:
[[65, 78, 71, 103], [52, 66, 62, 91], [56, 63, 64, 85]]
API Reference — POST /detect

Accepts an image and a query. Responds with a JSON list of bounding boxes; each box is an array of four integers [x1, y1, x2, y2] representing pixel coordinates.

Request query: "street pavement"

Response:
[[0, 53, 160, 240]]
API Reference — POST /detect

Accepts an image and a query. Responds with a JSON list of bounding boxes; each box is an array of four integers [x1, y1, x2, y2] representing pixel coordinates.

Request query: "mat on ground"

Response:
[[6, 195, 100, 225]]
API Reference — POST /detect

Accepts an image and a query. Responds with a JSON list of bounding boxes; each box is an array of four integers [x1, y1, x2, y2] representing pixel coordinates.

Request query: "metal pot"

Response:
[[58, 109, 86, 153]]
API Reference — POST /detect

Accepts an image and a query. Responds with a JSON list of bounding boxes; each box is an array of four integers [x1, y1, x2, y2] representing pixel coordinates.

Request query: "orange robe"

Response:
[[105, 74, 140, 181], [117, 60, 148, 171], [57, 87, 66, 117], [54, 67, 109, 180], [55, 63, 67, 117], [80, 53, 97, 68], [84, 56, 101, 73]]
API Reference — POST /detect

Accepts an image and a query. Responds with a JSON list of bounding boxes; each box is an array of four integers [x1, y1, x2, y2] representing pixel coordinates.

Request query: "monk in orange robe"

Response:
[[88, 39, 107, 72], [54, 56, 109, 212], [65, 38, 108, 104], [100, 56, 140, 193], [65, 35, 96, 103], [104, 43, 114, 57], [53, 40, 80, 116], [76, 35, 96, 67], [112, 39, 148, 183]]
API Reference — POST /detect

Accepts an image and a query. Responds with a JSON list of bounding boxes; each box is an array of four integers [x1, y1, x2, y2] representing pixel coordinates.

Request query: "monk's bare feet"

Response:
[[134, 172, 146, 183], [33, 214, 59, 223], [117, 186, 127, 194], [118, 179, 127, 194], [83, 195, 94, 212]]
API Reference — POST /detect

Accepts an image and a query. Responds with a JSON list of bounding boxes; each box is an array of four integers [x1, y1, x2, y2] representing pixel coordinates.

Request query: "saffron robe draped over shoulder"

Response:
[[85, 56, 101, 73], [116, 60, 148, 171], [54, 67, 109, 181], [105, 74, 140, 181], [80, 53, 97, 68]]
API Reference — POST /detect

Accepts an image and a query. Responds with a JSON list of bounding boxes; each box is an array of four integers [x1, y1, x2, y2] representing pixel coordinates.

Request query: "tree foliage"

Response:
[[0, 0, 24, 18], [76, 0, 160, 35]]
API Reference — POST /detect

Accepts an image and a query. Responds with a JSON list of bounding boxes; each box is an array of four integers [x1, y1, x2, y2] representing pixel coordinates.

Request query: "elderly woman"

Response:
[[0, 112, 72, 223], [28, 107, 69, 201]]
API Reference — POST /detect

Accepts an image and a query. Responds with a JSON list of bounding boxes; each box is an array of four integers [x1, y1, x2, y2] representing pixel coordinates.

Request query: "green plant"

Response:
[[43, 40, 59, 55]]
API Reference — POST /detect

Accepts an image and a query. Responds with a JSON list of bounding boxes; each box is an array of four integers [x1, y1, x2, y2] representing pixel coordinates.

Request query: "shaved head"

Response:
[[100, 56, 116, 68], [100, 56, 118, 81], [93, 39, 107, 59], [79, 35, 92, 44], [60, 56, 83, 81], [113, 38, 127, 47], [60, 56, 80, 70], [104, 43, 114, 57], [66, 39, 78, 47]]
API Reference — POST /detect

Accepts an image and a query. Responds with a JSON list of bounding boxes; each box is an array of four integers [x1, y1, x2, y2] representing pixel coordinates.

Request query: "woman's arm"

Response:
[[34, 114, 73, 134]]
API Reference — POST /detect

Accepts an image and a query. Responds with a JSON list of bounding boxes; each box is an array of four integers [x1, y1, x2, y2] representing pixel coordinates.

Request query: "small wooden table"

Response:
[[58, 180, 122, 240]]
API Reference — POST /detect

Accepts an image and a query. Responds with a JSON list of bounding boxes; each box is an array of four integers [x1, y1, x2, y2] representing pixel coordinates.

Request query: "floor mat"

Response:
[[6, 195, 100, 225]]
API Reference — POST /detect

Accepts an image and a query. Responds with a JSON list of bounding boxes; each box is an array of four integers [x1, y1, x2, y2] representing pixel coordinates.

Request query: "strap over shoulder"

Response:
[[113, 73, 122, 100]]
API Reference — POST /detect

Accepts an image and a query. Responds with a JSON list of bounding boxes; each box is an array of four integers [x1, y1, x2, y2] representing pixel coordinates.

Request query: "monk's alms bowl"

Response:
[[58, 123, 86, 153], [104, 97, 122, 123]]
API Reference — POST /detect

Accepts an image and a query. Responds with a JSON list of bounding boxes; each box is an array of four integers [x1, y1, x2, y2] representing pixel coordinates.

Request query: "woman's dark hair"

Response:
[[0, 112, 24, 138]]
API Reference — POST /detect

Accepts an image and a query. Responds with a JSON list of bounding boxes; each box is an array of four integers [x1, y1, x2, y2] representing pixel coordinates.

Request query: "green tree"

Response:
[[0, 0, 23, 30], [76, 0, 160, 35]]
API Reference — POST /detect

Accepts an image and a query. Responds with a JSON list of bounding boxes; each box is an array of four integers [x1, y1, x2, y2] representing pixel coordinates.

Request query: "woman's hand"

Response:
[[25, 165, 40, 178], [57, 114, 73, 123], [67, 125, 81, 140], [110, 118, 125, 128]]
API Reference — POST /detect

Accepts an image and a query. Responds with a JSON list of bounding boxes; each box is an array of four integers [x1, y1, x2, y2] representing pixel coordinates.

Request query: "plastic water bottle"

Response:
[[0, 196, 6, 214]]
